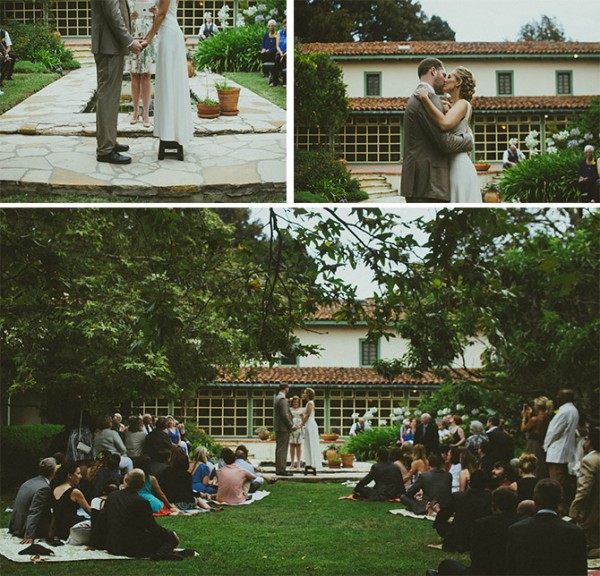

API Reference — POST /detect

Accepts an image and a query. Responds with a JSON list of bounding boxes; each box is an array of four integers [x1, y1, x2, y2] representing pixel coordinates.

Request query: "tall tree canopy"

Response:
[[517, 15, 567, 41], [295, 0, 455, 43], [277, 208, 599, 420], [0, 209, 321, 417]]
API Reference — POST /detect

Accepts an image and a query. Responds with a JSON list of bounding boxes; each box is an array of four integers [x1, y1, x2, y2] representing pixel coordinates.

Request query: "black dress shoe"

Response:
[[97, 151, 131, 164], [114, 143, 129, 153]]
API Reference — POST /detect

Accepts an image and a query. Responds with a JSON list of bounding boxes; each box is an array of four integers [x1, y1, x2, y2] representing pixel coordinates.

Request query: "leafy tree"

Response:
[[0, 209, 322, 420], [518, 15, 567, 41], [295, 0, 455, 42], [278, 208, 599, 422]]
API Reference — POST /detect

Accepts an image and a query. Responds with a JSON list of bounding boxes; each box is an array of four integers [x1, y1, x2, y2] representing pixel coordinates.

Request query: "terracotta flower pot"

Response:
[[217, 87, 241, 116], [483, 189, 501, 203], [187, 59, 196, 78], [328, 460, 342, 469], [197, 102, 221, 119], [474, 163, 491, 172], [320, 434, 339, 442], [257, 431, 270, 441], [341, 453, 355, 468]]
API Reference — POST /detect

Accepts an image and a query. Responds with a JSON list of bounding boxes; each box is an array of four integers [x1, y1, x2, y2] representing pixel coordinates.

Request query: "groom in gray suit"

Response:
[[401, 57, 473, 202], [273, 384, 295, 476], [91, 0, 143, 164]]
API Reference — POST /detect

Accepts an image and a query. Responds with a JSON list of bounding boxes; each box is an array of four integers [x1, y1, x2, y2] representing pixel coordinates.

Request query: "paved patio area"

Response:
[[0, 65, 287, 202]]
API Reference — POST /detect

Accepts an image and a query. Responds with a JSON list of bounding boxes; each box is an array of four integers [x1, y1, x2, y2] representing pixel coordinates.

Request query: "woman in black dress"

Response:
[[52, 461, 92, 540]]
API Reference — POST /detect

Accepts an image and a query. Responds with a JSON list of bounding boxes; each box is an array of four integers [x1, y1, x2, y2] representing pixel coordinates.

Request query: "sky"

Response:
[[417, 0, 600, 42]]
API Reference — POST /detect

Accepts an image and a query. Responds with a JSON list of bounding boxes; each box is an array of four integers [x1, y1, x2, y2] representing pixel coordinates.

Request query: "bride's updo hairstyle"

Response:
[[304, 387, 315, 400], [454, 66, 476, 101]]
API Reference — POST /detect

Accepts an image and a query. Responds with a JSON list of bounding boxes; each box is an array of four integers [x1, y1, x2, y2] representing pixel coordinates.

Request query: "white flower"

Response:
[[509, 137, 518, 146], [414, 409, 422, 416], [379, 419, 388, 426], [455, 403, 464, 411], [462, 414, 468, 421], [363, 413, 373, 421], [545, 137, 555, 147], [270, 8, 279, 16], [236, 14, 246, 26], [547, 146, 558, 154], [487, 408, 497, 416], [554, 130, 569, 142], [471, 408, 479, 415], [584, 132, 593, 141], [570, 127, 581, 137], [370, 407, 378, 414], [392, 407, 403, 415], [351, 412, 360, 419]]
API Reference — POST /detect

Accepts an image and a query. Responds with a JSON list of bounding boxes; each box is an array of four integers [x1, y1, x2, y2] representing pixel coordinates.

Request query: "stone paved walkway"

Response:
[[0, 65, 287, 202]]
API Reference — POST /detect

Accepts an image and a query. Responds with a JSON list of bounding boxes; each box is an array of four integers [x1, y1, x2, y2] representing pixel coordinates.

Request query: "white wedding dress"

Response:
[[302, 401, 321, 469], [450, 102, 480, 202], [153, 0, 193, 145]]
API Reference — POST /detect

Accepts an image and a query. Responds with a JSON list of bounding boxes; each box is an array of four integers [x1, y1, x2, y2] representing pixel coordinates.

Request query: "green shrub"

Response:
[[6, 21, 79, 71], [0, 424, 65, 488], [295, 148, 367, 203], [343, 426, 398, 461], [13, 60, 48, 74], [499, 148, 582, 202], [183, 421, 223, 458], [194, 24, 265, 73]]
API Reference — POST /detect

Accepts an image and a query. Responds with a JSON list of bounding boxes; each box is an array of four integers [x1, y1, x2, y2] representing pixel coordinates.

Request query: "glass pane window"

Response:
[[497, 72, 513, 96], [365, 73, 381, 97], [557, 72, 572, 95], [360, 339, 379, 366]]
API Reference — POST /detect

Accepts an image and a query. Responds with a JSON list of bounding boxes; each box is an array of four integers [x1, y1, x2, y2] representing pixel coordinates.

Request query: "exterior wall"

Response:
[[340, 58, 600, 98]]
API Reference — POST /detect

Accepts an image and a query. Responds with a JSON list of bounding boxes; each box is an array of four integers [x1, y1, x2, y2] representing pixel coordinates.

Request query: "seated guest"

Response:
[[150, 448, 173, 478], [234, 446, 268, 493], [389, 446, 410, 484], [400, 452, 452, 515], [52, 461, 92, 540], [159, 448, 210, 511], [577, 145, 600, 202], [137, 455, 177, 514], [124, 415, 146, 458], [166, 415, 188, 455], [350, 417, 371, 437], [143, 416, 173, 461], [93, 415, 133, 473], [502, 143, 526, 169], [260, 19, 277, 78], [142, 413, 154, 434], [216, 448, 256, 504], [506, 479, 587, 575], [190, 446, 217, 495], [458, 448, 477, 492], [403, 443, 429, 485], [435, 470, 492, 553], [509, 453, 538, 502], [9, 457, 57, 543], [491, 460, 514, 489], [476, 440, 494, 485], [270, 19, 286, 87], [353, 448, 405, 501], [569, 426, 600, 558], [435, 486, 519, 575], [105, 469, 179, 559], [445, 447, 462, 492], [89, 477, 120, 550], [91, 452, 122, 501]]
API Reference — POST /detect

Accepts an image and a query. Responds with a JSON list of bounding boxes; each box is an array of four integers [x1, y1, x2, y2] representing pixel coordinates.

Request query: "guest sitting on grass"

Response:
[[353, 448, 405, 501], [458, 448, 477, 492], [89, 452, 122, 501], [137, 455, 178, 515], [159, 448, 211, 511], [491, 460, 515, 489], [403, 443, 429, 485], [190, 445, 217, 495], [52, 461, 92, 541], [216, 447, 256, 504], [400, 452, 451, 516], [235, 445, 273, 493], [510, 453, 538, 502], [93, 415, 133, 473]]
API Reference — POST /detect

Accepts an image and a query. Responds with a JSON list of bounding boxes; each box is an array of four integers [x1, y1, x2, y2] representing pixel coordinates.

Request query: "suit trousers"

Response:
[[95, 53, 125, 156], [548, 462, 576, 514], [275, 430, 290, 473]]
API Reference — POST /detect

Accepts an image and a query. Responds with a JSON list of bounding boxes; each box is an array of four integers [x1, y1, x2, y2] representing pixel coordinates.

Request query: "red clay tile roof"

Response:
[[301, 41, 600, 56], [350, 96, 597, 113], [216, 366, 478, 386]]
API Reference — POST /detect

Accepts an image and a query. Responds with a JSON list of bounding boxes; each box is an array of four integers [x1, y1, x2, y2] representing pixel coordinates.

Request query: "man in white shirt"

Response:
[[543, 388, 579, 514], [349, 417, 371, 436], [198, 12, 219, 41], [502, 144, 526, 169]]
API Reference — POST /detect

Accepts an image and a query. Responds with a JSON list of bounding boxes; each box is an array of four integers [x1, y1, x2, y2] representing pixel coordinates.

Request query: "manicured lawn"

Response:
[[0, 483, 467, 575], [0, 73, 61, 115], [223, 71, 287, 110]]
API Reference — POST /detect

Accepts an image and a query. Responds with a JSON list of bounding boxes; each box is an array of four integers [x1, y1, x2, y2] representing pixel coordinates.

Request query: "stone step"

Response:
[[365, 186, 397, 197]]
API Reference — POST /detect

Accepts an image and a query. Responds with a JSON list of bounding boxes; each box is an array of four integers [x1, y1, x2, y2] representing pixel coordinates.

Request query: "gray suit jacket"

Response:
[[91, 0, 133, 55], [401, 86, 473, 201], [8, 475, 52, 539], [273, 393, 293, 433]]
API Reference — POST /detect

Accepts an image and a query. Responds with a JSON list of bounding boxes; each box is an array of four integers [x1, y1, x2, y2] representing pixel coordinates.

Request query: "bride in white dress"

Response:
[[301, 387, 321, 475], [415, 66, 481, 202], [142, 0, 193, 148]]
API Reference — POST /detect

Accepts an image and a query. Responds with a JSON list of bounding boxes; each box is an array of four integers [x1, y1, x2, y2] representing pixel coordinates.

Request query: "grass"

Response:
[[0, 483, 468, 575], [223, 71, 287, 110], [0, 72, 60, 115]]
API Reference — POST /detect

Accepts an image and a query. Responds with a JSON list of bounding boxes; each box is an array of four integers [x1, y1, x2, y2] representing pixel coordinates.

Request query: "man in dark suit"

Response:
[[9, 457, 57, 543], [414, 413, 439, 455], [105, 468, 179, 558], [353, 448, 405, 501], [400, 57, 473, 202], [506, 479, 587, 575], [486, 416, 514, 463], [143, 417, 173, 461], [401, 452, 451, 515], [434, 486, 519, 575], [273, 383, 294, 476], [91, 0, 143, 164]]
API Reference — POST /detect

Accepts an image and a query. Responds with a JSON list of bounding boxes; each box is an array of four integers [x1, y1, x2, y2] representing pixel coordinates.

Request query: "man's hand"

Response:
[[20, 537, 34, 545], [129, 39, 143, 54], [173, 531, 180, 547]]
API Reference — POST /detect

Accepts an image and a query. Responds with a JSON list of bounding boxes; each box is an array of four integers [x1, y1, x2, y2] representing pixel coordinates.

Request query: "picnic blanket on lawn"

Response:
[[388, 508, 435, 521], [216, 490, 270, 506], [0, 529, 133, 563]]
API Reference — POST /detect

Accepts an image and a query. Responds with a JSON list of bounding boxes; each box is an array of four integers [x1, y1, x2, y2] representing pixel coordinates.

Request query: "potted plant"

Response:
[[473, 156, 491, 172], [482, 181, 502, 203], [320, 427, 340, 442], [254, 426, 270, 441], [323, 444, 339, 463], [339, 444, 355, 468], [214, 79, 241, 116], [197, 68, 221, 119]]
